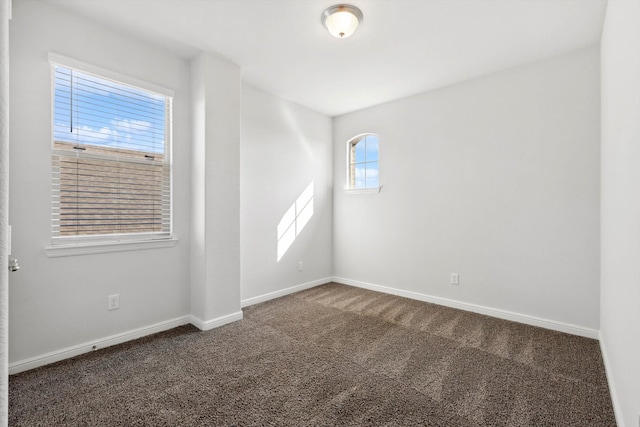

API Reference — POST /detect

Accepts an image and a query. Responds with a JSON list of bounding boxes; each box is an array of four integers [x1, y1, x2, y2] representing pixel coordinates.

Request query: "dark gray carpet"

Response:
[[9, 283, 615, 426]]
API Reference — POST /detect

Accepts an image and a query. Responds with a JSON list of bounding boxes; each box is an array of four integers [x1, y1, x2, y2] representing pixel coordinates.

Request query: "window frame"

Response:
[[345, 133, 381, 194], [46, 53, 176, 256]]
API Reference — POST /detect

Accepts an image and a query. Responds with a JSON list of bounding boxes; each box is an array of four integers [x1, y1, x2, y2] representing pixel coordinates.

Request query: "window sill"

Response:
[[45, 238, 178, 258], [344, 187, 381, 195]]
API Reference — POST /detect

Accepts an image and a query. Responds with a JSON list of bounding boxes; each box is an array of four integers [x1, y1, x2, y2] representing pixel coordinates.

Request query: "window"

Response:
[[348, 133, 379, 189], [50, 57, 173, 246]]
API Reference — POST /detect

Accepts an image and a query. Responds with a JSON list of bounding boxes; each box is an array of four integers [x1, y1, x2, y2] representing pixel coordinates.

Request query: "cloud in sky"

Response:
[[76, 124, 114, 144], [55, 118, 163, 153], [113, 119, 152, 132], [355, 167, 378, 179], [354, 164, 379, 188]]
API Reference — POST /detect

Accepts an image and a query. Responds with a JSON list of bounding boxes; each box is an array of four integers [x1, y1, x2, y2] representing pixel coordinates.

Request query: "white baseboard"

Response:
[[333, 277, 599, 339], [9, 315, 192, 375], [9, 277, 600, 375], [190, 310, 243, 331], [241, 277, 333, 308], [599, 331, 625, 427]]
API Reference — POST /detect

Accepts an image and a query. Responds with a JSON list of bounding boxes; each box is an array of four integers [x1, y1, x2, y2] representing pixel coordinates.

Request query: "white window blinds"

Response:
[[51, 62, 172, 243]]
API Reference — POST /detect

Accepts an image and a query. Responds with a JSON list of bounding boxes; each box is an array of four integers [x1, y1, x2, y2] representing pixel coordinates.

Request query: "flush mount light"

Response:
[[321, 4, 363, 39]]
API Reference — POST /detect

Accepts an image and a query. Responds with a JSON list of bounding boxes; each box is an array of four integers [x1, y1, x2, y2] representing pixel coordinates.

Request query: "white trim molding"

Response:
[[599, 331, 624, 427], [190, 311, 243, 332], [9, 315, 191, 375], [45, 238, 178, 258], [344, 187, 381, 195], [333, 277, 599, 339], [241, 277, 333, 308], [48, 52, 175, 98], [10, 310, 246, 374]]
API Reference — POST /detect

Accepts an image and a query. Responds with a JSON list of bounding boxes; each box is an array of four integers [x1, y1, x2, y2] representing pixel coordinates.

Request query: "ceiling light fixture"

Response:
[[321, 4, 363, 39]]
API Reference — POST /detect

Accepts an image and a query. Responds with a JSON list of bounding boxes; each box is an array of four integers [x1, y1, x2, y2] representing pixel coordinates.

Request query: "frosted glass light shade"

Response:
[[321, 5, 363, 39]]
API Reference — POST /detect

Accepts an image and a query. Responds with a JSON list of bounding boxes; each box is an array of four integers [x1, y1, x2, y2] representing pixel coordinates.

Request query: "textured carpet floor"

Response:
[[9, 283, 615, 426]]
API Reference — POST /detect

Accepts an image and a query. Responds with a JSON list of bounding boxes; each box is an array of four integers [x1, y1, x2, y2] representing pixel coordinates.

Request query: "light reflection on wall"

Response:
[[277, 182, 314, 261]]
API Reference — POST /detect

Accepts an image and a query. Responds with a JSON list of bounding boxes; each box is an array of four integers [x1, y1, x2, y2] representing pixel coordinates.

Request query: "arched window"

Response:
[[348, 133, 379, 189]]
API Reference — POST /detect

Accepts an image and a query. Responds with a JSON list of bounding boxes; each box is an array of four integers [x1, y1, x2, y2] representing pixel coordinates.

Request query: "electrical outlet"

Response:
[[450, 273, 459, 285], [298, 261, 304, 271], [107, 294, 120, 310]]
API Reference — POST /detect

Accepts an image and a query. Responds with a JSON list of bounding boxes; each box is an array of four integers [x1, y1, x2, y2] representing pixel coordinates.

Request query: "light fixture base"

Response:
[[321, 4, 364, 39]]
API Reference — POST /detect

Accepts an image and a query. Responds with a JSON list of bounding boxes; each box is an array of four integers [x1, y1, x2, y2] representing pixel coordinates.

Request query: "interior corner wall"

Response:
[[8, 1, 191, 363], [600, 1, 640, 426], [240, 85, 333, 303], [333, 46, 601, 330], [190, 52, 241, 324]]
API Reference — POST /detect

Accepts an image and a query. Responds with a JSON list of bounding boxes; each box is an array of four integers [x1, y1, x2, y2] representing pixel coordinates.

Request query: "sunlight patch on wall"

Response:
[[277, 182, 314, 262]]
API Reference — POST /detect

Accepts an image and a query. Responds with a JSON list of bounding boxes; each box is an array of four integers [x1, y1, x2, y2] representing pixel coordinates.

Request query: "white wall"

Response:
[[8, 1, 191, 363], [240, 85, 333, 303], [0, 0, 10, 423], [190, 52, 242, 327], [333, 46, 601, 331], [7, 0, 335, 369], [600, 1, 640, 426], [5, 6, 616, 414]]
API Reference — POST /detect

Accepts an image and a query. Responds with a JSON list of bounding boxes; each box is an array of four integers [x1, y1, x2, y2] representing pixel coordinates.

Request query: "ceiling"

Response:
[[44, 0, 607, 117]]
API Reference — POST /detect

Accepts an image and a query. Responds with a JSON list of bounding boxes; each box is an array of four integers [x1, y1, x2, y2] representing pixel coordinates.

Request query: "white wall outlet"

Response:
[[298, 261, 304, 271], [107, 294, 120, 310], [451, 273, 459, 285]]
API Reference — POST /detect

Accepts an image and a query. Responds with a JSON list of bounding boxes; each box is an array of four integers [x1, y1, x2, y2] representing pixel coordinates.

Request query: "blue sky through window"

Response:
[[352, 134, 379, 189], [53, 66, 167, 154]]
